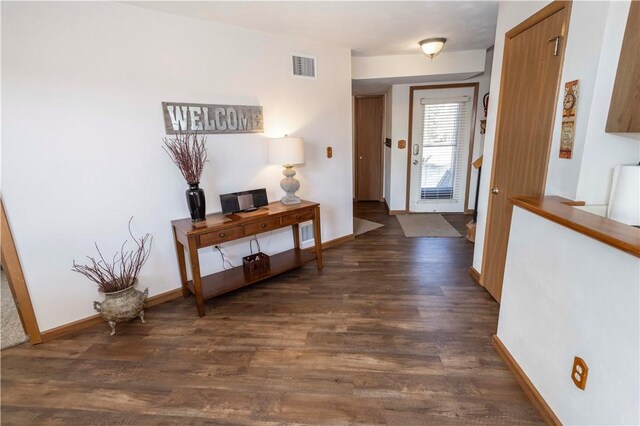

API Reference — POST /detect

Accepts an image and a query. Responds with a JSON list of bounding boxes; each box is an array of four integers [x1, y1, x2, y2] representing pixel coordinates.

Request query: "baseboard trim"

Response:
[[146, 288, 184, 306], [40, 234, 356, 343], [40, 288, 184, 342], [305, 233, 355, 253], [322, 233, 355, 249], [492, 335, 561, 426], [40, 314, 105, 342], [388, 209, 407, 215], [469, 267, 482, 284]]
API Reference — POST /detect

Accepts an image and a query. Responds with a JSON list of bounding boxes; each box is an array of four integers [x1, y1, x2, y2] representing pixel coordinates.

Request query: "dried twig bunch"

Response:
[[163, 131, 208, 184], [72, 218, 152, 293]]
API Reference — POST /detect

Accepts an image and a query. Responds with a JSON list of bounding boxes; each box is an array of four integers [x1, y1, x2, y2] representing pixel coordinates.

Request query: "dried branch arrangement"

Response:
[[72, 218, 152, 293], [163, 131, 208, 184]]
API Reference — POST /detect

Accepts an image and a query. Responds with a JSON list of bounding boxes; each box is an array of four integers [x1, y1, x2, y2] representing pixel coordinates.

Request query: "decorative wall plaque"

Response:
[[559, 80, 578, 159], [162, 102, 263, 134]]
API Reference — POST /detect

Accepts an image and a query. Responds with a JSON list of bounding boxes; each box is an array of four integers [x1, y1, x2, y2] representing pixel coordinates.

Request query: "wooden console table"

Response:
[[171, 200, 322, 316]]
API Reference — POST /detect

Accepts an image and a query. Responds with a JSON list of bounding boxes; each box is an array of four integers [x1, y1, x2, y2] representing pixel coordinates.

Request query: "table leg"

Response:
[[172, 228, 190, 298], [313, 205, 323, 270], [187, 237, 205, 317], [292, 223, 300, 249]]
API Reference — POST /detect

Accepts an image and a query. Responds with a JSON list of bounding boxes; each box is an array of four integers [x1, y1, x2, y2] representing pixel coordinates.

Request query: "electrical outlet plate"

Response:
[[571, 356, 588, 390]]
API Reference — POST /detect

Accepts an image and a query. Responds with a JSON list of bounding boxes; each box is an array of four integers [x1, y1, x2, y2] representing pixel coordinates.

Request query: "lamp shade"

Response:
[[607, 164, 640, 226], [419, 38, 446, 57], [268, 137, 305, 166]]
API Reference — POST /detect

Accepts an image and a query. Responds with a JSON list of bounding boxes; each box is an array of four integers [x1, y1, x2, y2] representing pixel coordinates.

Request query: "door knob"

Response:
[[491, 187, 500, 194], [359, 156, 363, 160], [412, 160, 419, 165]]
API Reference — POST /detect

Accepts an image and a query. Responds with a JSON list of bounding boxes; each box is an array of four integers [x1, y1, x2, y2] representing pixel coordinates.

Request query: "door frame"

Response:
[[1, 199, 42, 344], [405, 83, 479, 213], [354, 94, 385, 202], [480, 0, 572, 289]]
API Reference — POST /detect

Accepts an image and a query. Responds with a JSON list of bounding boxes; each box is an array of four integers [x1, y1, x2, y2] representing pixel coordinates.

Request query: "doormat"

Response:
[[396, 214, 461, 238], [353, 217, 384, 236]]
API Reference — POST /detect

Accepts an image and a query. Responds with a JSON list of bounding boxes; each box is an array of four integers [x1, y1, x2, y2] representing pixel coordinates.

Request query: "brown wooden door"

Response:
[[355, 96, 384, 201], [482, 2, 571, 302]]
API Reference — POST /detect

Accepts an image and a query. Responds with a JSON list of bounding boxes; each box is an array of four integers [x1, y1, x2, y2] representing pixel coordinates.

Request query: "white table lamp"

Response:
[[268, 137, 305, 205]]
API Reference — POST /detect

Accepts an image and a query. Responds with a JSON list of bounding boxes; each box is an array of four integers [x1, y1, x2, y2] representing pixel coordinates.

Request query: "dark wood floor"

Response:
[[1, 202, 542, 425]]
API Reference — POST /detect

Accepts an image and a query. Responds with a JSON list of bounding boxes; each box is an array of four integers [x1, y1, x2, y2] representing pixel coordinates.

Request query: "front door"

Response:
[[409, 85, 475, 212], [482, 2, 570, 302], [355, 95, 384, 201]]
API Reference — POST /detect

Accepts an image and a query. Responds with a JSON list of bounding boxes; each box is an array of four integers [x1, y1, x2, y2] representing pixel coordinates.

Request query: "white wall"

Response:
[[499, 207, 640, 425], [1, 2, 353, 331], [473, 0, 640, 272], [384, 51, 493, 212], [544, 1, 609, 200], [352, 50, 486, 80], [387, 85, 411, 211], [574, 1, 640, 204]]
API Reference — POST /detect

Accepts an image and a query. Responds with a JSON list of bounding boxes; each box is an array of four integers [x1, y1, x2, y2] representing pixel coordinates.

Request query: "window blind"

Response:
[[418, 98, 470, 201]]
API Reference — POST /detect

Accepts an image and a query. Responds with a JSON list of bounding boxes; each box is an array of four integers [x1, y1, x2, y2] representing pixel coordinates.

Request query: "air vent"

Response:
[[292, 54, 316, 79], [300, 223, 314, 244]]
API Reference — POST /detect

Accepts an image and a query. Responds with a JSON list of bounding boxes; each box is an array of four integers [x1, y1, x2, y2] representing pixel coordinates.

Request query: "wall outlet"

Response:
[[571, 356, 589, 390]]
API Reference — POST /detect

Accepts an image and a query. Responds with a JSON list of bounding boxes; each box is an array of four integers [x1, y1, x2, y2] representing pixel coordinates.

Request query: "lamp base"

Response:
[[280, 165, 301, 205], [281, 195, 301, 205]]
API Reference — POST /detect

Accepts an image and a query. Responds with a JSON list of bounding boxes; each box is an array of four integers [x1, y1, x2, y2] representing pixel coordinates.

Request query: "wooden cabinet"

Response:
[[606, 0, 640, 133], [171, 200, 323, 317]]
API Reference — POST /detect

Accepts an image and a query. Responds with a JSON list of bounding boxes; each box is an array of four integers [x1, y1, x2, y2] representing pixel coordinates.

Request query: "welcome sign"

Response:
[[162, 102, 263, 134]]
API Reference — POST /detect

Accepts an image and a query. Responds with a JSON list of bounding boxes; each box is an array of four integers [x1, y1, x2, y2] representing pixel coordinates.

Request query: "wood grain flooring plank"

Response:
[[0, 202, 542, 424]]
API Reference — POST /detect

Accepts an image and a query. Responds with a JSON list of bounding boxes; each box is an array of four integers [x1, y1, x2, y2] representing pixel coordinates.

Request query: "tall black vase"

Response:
[[186, 182, 206, 222]]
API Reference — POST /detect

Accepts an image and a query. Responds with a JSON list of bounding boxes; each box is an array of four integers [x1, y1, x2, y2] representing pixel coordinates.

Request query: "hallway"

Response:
[[1, 202, 541, 424]]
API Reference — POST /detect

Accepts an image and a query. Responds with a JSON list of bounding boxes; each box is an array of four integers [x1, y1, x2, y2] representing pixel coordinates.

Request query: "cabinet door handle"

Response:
[[219, 232, 225, 237], [261, 223, 266, 228], [296, 215, 301, 219]]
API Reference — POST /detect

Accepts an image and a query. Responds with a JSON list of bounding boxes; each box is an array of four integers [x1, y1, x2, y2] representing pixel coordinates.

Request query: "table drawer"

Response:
[[199, 226, 244, 247], [244, 217, 282, 235], [282, 209, 314, 226]]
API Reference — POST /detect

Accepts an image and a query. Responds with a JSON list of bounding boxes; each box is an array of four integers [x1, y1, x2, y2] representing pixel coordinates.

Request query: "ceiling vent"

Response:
[[292, 54, 316, 79]]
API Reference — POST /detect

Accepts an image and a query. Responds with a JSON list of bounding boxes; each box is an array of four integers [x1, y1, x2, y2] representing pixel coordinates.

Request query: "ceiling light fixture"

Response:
[[419, 37, 447, 59]]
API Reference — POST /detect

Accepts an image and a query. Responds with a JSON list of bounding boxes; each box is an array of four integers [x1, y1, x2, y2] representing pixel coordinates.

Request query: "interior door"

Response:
[[355, 95, 384, 201], [482, 2, 570, 302], [409, 86, 474, 212]]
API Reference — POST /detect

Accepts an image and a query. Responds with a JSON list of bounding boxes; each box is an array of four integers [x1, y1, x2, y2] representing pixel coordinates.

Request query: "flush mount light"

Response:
[[419, 37, 447, 59]]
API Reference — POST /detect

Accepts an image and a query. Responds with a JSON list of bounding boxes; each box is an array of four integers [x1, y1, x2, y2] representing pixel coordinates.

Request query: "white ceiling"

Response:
[[128, 1, 498, 57]]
